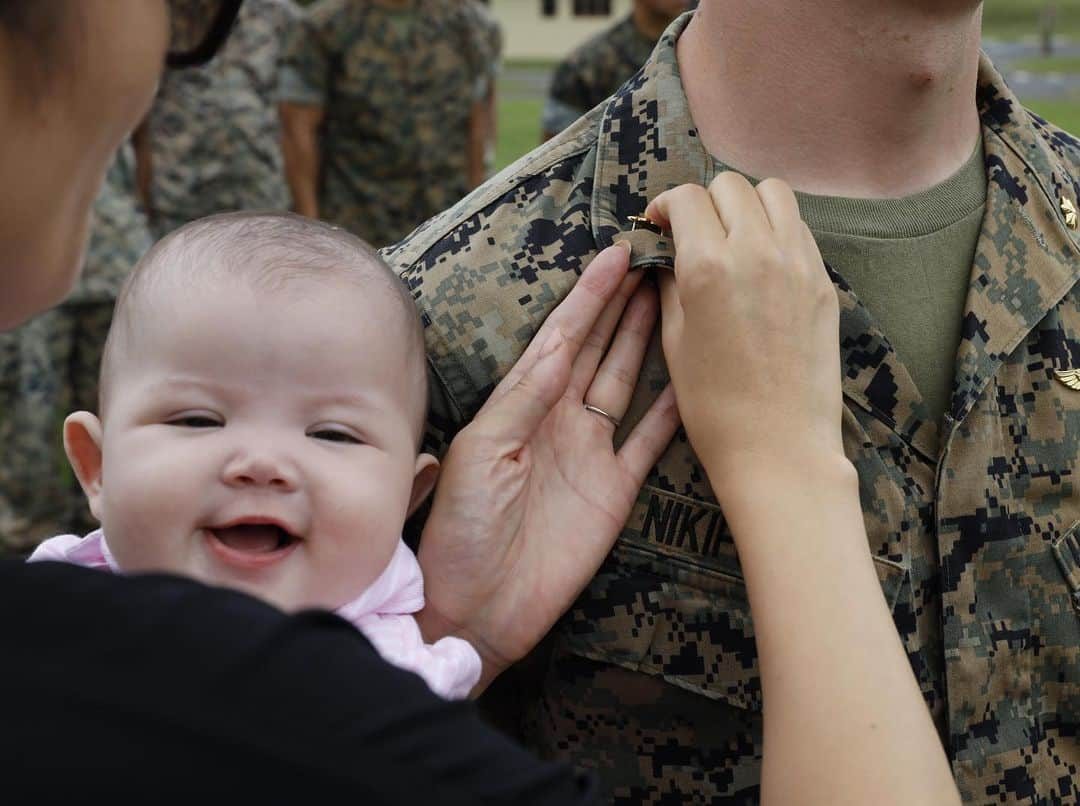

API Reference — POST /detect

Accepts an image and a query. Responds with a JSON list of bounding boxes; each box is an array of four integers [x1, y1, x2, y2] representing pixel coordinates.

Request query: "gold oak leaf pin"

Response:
[[1061, 196, 1078, 230], [1055, 369, 1080, 391], [627, 215, 664, 235]]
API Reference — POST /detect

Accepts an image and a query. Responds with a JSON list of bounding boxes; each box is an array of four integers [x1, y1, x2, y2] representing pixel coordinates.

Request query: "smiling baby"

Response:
[[30, 211, 479, 699]]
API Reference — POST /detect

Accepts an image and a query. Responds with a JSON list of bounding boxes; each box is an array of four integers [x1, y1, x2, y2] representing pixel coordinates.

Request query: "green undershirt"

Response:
[[714, 141, 987, 427]]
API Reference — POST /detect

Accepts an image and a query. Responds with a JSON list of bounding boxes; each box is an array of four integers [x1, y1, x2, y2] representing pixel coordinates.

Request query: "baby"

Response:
[[29, 211, 479, 699]]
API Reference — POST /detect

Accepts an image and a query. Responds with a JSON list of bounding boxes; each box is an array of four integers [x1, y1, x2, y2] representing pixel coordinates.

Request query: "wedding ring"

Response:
[[583, 403, 621, 428]]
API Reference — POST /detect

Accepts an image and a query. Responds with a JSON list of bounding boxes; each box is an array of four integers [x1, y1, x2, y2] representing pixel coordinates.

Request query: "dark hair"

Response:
[[0, 0, 78, 98]]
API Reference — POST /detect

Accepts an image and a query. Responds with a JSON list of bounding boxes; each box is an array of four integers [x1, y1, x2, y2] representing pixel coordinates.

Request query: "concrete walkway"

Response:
[[983, 38, 1080, 100]]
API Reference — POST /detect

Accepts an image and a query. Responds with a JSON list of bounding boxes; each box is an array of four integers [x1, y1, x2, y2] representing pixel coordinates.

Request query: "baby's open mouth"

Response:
[[209, 523, 298, 555]]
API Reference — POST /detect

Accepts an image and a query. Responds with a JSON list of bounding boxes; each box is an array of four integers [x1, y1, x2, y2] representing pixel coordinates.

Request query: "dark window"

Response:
[[573, 0, 611, 15], [542, 0, 557, 17]]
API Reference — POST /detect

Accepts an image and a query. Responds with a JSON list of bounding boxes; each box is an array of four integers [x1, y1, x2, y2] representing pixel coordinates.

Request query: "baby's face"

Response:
[[79, 275, 434, 612]]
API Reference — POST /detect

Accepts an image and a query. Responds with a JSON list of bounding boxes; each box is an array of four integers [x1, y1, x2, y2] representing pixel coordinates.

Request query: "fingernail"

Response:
[[615, 239, 632, 255]]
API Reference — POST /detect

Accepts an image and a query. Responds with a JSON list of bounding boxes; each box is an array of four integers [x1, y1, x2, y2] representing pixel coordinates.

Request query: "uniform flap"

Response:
[[1051, 519, 1080, 604], [612, 229, 674, 271]]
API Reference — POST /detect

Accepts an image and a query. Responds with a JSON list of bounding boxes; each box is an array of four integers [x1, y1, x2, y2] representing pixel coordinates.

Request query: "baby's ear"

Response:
[[63, 412, 105, 522], [407, 453, 440, 517]]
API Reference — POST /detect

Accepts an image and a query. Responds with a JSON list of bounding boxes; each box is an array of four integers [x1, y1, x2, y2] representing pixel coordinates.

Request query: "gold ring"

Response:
[[584, 403, 621, 428]]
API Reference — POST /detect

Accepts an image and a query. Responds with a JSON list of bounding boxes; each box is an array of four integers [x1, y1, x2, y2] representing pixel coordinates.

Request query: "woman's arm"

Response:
[[714, 459, 956, 806], [648, 175, 960, 806]]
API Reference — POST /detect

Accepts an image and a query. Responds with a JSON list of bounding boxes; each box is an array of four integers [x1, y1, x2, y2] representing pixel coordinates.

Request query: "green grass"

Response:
[[495, 97, 544, 172], [983, 0, 1080, 40], [504, 58, 558, 71], [1027, 96, 1080, 131]]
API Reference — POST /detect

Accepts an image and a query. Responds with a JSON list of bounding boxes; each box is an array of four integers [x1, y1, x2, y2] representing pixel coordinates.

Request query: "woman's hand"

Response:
[[647, 173, 842, 490], [416, 243, 679, 692]]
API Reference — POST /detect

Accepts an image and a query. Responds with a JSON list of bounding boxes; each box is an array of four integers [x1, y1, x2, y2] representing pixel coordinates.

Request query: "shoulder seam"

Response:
[[392, 110, 602, 268]]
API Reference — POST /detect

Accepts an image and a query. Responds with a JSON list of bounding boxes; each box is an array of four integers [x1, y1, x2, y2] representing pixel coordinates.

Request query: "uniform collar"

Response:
[[953, 55, 1080, 429], [593, 15, 1080, 459]]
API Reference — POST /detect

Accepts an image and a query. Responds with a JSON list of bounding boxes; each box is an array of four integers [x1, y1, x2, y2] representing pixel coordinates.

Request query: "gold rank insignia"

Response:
[[627, 215, 664, 235], [1055, 368, 1080, 390], [1061, 196, 1078, 230]]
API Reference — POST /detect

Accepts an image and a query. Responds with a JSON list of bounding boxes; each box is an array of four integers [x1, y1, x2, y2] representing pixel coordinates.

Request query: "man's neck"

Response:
[[677, 1, 984, 198]]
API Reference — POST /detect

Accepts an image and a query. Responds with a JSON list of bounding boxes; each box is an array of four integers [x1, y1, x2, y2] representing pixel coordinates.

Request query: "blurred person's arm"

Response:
[[279, 102, 323, 219], [467, 98, 486, 189], [130, 120, 153, 216], [484, 79, 498, 174], [541, 59, 587, 142], [464, 6, 500, 187], [277, 6, 331, 219]]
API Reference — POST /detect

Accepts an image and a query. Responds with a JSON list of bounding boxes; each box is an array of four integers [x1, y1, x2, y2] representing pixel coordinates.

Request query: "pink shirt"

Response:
[[29, 530, 481, 700]]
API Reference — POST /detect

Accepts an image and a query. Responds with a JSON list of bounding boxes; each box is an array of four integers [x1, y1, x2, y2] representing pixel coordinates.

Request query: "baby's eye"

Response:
[[308, 428, 362, 445], [166, 415, 221, 429]]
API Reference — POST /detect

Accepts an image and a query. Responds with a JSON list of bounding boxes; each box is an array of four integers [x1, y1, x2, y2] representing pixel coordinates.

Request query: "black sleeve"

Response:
[[0, 559, 597, 805]]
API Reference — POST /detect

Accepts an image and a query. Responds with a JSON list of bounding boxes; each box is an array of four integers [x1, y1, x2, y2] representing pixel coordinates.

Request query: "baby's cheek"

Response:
[[98, 439, 199, 572], [319, 463, 412, 593]]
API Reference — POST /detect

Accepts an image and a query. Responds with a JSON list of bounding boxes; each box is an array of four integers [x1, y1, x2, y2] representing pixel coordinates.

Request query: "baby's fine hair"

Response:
[[99, 211, 428, 441]]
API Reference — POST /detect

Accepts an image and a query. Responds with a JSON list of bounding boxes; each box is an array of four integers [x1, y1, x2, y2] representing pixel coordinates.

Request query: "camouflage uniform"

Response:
[[385, 14, 1080, 804], [0, 146, 152, 555], [541, 13, 655, 137], [279, 0, 492, 248], [146, 0, 299, 238]]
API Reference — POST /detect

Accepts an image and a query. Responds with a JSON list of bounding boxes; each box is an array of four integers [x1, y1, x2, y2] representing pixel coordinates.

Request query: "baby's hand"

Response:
[[647, 173, 843, 492]]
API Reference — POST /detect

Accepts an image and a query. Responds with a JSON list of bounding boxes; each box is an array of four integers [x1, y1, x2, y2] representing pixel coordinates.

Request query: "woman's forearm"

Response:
[[708, 454, 960, 806]]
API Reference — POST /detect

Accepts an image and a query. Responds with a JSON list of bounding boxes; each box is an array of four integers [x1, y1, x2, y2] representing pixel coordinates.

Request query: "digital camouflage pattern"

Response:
[[542, 14, 655, 137], [0, 146, 151, 555], [146, 0, 299, 237], [385, 14, 1080, 804], [279, 0, 492, 248]]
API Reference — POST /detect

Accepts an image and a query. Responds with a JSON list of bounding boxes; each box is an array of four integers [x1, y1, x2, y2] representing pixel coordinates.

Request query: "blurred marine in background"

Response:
[[279, 0, 497, 247], [542, 0, 693, 139], [135, 0, 300, 238], [0, 147, 152, 554]]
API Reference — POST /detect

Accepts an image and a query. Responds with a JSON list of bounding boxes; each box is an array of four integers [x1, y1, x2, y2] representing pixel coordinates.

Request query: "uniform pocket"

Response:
[[563, 507, 909, 714], [1051, 519, 1080, 615]]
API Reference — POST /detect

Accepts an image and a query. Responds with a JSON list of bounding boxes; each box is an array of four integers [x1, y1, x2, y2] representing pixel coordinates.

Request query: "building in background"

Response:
[[488, 0, 632, 60]]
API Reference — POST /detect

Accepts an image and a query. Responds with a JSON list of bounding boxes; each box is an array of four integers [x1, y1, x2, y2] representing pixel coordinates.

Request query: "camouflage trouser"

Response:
[[0, 301, 114, 556]]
